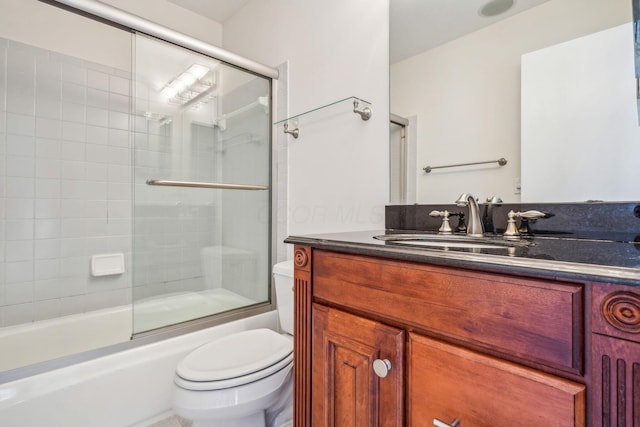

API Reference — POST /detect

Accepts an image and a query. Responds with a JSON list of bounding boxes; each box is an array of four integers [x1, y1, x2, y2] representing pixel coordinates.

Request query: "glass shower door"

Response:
[[132, 34, 272, 334]]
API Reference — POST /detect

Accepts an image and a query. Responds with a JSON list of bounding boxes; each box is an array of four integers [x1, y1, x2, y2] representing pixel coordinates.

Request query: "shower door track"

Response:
[[40, 0, 279, 79]]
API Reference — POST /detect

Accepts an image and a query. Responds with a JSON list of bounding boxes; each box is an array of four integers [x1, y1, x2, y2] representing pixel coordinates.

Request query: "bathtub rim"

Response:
[[0, 301, 274, 385]]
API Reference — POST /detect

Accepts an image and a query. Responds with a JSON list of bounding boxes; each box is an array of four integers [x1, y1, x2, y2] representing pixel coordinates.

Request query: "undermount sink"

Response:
[[373, 233, 532, 250]]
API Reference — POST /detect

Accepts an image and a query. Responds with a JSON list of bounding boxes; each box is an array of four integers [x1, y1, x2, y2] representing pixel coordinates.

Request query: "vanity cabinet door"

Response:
[[408, 332, 586, 427], [312, 304, 404, 426]]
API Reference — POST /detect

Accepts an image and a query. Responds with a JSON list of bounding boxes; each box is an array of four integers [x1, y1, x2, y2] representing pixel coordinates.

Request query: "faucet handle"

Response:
[[504, 210, 553, 239], [429, 210, 453, 235], [516, 210, 553, 235], [517, 210, 548, 220], [503, 210, 520, 239], [448, 211, 467, 233]]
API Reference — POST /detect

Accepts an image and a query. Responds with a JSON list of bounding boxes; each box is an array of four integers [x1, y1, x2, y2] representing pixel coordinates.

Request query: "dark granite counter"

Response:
[[285, 229, 640, 287]]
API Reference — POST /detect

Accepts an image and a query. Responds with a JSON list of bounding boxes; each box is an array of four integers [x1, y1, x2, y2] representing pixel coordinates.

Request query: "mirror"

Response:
[[390, 0, 639, 204]]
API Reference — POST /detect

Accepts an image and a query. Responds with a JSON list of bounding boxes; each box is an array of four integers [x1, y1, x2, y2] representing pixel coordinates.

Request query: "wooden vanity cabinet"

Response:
[[293, 246, 589, 426]]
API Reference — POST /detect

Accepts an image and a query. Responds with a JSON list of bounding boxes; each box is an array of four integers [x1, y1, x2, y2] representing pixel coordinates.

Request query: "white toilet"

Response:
[[172, 260, 295, 427]]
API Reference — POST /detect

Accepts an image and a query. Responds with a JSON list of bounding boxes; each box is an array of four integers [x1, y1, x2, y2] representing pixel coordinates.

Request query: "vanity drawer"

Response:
[[408, 333, 585, 426], [312, 250, 584, 374]]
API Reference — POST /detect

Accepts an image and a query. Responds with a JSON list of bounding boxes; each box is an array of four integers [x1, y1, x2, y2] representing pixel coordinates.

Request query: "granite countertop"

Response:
[[284, 229, 640, 287]]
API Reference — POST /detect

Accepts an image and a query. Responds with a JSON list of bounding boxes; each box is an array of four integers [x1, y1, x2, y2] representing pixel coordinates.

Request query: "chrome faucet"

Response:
[[455, 193, 484, 237]]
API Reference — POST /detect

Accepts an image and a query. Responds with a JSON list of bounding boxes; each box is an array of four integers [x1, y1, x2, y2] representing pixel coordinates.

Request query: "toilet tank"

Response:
[[273, 260, 294, 335]]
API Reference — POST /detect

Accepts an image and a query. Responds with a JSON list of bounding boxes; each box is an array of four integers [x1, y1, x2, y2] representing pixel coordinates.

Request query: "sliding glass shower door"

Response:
[[132, 34, 272, 333]]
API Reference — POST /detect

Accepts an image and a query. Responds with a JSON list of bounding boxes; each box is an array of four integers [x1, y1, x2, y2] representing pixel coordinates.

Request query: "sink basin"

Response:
[[373, 233, 531, 250]]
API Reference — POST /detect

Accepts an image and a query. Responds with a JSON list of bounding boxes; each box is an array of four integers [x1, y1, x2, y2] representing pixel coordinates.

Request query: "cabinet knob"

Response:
[[372, 358, 392, 378], [433, 418, 461, 427]]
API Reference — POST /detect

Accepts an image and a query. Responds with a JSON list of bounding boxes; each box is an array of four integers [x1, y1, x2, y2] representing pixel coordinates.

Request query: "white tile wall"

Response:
[[0, 38, 133, 327]]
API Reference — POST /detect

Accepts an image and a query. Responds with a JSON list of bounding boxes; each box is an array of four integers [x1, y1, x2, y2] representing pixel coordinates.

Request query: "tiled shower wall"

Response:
[[132, 120, 218, 302], [131, 78, 271, 304], [0, 37, 133, 327]]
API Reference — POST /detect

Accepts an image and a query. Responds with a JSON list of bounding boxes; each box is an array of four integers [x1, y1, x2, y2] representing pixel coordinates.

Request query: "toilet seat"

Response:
[[175, 328, 293, 391]]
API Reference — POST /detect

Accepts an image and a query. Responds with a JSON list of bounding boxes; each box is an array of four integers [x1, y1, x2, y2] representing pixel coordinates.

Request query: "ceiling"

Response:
[[389, 0, 551, 63], [167, 0, 551, 64], [167, 0, 250, 23]]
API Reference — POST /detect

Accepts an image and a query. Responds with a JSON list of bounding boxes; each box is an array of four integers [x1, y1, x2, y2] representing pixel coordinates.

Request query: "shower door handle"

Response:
[[146, 179, 269, 190]]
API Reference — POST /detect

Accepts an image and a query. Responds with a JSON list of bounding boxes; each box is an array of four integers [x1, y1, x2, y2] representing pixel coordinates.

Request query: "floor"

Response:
[[147, 415, 192, 427]]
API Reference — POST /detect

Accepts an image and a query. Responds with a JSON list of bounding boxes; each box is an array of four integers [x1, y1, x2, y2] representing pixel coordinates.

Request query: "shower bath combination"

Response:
[[0, 1, 275, 374]]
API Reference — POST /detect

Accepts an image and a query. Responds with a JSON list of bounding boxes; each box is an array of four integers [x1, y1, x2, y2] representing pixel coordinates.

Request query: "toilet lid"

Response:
[[176, 328, 293, 383]]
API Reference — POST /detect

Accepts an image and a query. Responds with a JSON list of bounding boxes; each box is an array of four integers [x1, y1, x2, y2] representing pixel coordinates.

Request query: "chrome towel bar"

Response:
[[146, 179, 269, 190], [423, 158, 507, 174]]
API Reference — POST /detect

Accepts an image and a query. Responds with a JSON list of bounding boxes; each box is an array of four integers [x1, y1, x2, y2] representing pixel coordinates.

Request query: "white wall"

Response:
[[522, 23, 640, 202], [224, 0, 390, 237], [0, 0, 222, 70], [391, 0, 631, 204], [0, 0, 131, 70], [0, 0, 223, 68], [100, 0, 223, 47]]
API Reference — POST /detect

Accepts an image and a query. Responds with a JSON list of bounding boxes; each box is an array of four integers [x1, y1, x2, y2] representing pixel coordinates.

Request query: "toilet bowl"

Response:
[[172, 260, 295, 427]]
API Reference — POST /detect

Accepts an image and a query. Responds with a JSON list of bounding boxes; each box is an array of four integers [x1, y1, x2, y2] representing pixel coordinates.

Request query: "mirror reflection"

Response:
[[390, 0, 639, 203]]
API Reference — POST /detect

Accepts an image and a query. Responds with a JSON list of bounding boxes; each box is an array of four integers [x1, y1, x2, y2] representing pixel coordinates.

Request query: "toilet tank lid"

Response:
[[176, 328, 292, 382], [273, 260, 294, 277]]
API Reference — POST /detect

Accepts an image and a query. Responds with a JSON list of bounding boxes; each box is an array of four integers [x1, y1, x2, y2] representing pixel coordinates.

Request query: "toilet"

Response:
[[172, 260, 295, 427]]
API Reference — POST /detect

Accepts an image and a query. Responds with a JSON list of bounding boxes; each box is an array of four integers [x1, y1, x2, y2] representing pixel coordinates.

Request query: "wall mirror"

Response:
[[390, 0, 640, 204]]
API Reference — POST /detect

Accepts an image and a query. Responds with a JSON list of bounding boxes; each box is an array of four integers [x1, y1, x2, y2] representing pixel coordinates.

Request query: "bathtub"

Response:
[[134, 288, 256, 332], [0, 289, 257, 373], [0, 305, 132, 372], [0, 311, 278, 427]]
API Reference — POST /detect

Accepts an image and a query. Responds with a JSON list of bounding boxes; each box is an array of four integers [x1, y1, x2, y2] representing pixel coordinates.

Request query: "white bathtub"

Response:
[[0, 305, 132, 372], [0, 289, 257, 373], [0, 311, 278, 427]]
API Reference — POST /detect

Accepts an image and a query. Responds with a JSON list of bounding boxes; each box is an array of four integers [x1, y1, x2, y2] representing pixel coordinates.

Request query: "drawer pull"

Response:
[[433, 418, 461, 427], [372, 358, 392, 378]]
